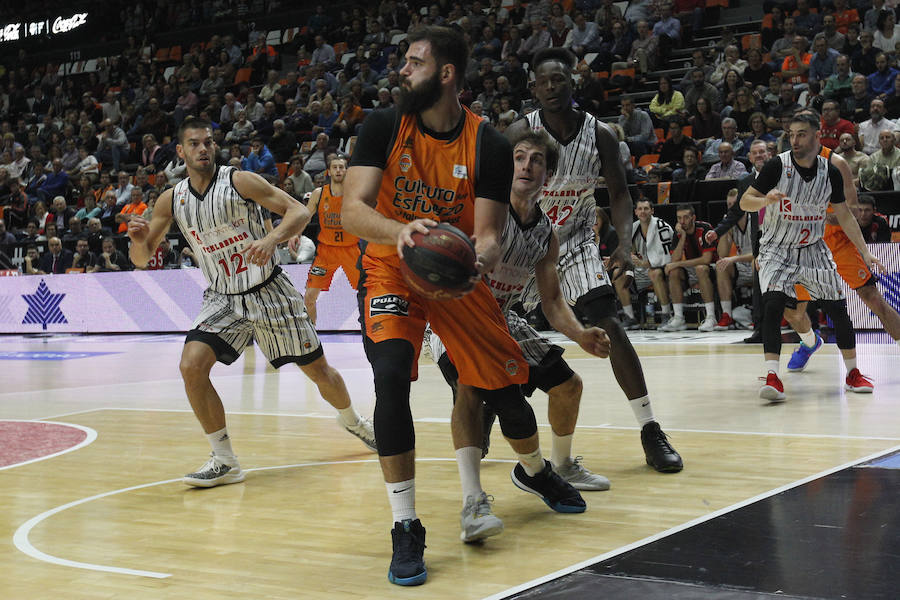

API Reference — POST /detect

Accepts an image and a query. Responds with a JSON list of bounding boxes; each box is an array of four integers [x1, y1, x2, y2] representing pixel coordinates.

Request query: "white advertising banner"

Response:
[[0, 265, 360, 333]]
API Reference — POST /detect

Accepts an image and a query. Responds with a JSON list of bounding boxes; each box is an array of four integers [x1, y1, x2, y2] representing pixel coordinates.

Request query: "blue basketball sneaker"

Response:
[[388, 519, 427, 586], [787, 333, 823, 372]]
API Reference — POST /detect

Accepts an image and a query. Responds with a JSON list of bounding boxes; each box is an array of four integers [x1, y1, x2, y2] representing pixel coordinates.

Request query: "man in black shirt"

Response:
[[657, 120, 696, 170], [856, 194, 892, 242]]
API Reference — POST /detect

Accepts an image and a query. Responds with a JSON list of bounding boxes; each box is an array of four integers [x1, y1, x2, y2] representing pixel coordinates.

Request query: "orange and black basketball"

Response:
[[400, 223, 478, 300]]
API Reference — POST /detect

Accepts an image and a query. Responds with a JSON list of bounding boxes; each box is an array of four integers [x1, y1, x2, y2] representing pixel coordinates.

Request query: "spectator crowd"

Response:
[[0, 0, 896, 335]]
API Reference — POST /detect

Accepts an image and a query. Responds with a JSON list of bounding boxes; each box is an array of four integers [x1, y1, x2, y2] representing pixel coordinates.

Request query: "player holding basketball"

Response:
[[428, 128, 612, 543], [342, 26, 586, 586], [740, 111, 884, 401], [127, 117, 375, 488], [303, 155, 360, 325], [505, 48, 682, 473]]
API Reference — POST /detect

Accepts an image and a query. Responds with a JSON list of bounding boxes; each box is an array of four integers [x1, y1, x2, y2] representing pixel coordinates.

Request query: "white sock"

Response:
[[551, 432, 573, 467], [623, 305, 635, 319], [386, 479, 417, 522], [517, 448, 545, 476], [722, 300, 732, 316], [704, 302, 716, 319], [206, 427, 235, 460], [844, 357, 857, 371], [798, 329, 816, 348], [765, 359, 779, 375], [455, 447, 483, 504], [336, 405, 362, 428], [673, 303, 684, 319], [662, 304, 672, 315], [629, 394, 655, 426]]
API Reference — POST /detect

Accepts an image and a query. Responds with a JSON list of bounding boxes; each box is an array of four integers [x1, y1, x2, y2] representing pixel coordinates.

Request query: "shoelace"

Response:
[[395, 526, 426, 557], [474, 495, 495, 517], [648, 429, 676, 453]]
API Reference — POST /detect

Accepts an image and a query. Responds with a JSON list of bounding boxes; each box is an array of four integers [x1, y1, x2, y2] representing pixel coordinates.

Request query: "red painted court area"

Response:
[[0, 421, 87, 468]]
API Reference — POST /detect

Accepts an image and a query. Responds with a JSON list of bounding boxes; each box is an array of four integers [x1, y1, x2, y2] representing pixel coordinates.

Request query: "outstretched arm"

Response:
[[232, 170, 311, 266]]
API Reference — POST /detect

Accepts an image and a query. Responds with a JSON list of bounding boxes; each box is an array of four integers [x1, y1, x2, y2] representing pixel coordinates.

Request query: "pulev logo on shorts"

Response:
[[370, 294, 409, 317], [310, 266, 327, 276], [505, 359, 519, 376]]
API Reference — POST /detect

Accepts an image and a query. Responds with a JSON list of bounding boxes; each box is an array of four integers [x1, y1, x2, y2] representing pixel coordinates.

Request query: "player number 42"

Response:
[[218, 253, 249, 277], [545, 205, 574, 226]]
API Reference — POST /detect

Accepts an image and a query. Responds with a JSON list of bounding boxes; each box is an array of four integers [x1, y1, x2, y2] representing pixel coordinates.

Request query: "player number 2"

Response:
[[218, 253, 249, 276], [546, 205, 574, 226], [799, 228, 810, 246]]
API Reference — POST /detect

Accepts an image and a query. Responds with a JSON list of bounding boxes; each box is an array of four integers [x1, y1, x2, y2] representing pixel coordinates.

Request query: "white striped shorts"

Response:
[[188, 271, 322, 368], [520, 242, 612, 312], [758, 241, 844, 301]]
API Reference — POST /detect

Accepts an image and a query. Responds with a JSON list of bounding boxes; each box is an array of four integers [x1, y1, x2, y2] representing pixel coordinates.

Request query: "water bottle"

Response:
[[645, 292, 656, 326]]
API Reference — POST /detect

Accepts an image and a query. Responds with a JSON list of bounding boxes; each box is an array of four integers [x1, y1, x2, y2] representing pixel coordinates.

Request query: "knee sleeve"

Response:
[[365, 337, 416, 456], [820, 299, 855, 350], [762, 291, 789, 355], [480, 384, 537, 440]]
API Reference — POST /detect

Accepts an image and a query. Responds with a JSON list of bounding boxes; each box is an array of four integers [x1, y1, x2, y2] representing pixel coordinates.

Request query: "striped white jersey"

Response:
[[732, 218, 753, 256], [172, 166, 275, 294], [753, 152, 845, 250], [525, 110, 602, 257], [485, 207, 554, 313]]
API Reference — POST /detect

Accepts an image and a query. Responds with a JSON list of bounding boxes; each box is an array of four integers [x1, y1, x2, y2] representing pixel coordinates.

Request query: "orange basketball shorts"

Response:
[[306, 243, 361, 291], [795, 226, 872, 301], [359, 254, 529, 389]]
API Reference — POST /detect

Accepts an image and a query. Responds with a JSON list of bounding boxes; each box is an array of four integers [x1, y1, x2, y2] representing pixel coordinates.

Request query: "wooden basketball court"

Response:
[[2, 331, 899, 599]]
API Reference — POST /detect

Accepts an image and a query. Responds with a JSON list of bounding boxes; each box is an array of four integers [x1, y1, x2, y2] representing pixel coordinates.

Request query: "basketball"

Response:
[[400, 223, 478, 300]]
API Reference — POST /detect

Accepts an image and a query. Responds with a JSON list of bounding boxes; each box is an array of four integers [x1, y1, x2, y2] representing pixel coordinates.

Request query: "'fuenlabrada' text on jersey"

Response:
[[172, 166, 275, 294]]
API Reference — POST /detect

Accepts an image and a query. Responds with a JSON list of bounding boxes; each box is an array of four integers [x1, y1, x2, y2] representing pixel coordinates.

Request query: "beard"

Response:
[[397, 70, 443, 115]]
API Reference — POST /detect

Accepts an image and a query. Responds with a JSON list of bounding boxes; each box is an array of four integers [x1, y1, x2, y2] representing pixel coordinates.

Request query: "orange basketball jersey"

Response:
[[316, 184, 358, 247], [365, 107, 483, 258]]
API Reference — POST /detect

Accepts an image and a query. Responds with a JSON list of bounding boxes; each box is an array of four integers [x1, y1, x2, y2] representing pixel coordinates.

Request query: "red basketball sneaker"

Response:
[[714, 313, 735, 331], [845, 368, 874, 393], [759, 372, 786, 402]]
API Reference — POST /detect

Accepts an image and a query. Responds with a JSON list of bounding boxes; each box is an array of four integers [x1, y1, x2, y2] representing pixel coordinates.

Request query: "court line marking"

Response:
[[13, 457, 510, 580], [31, 408, 900, 442], [482, 442, 900, 600], [0, 421, 97, 471]]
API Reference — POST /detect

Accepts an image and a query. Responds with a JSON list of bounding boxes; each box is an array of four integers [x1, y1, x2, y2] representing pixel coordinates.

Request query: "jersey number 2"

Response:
[[218, 253, 249, 277], [799, 228, 810, 246], [546, 205, 574, 226]]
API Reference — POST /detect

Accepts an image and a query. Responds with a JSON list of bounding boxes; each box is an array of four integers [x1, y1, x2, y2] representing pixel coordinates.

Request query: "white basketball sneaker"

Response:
[[698, 315, 717, 332], [659, 315, 687, 331], [183, 453, 245, 488], [340, 415, 377, 452], [553, 456, 611, 491], [460, 492, 504, 543]]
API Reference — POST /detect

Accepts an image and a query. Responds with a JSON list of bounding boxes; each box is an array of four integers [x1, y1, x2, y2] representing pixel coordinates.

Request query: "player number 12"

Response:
[[218, 253, 249, 276]]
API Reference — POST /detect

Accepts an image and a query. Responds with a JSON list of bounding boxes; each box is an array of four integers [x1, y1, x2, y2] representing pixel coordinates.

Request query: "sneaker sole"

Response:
[[846, 384, 874, 393], [460, 518, 504, 543], [510, 469, 586, 514], [645, 457, 684, 473], [182, 471, 245, 488], [563, 476, 612, 491], [759, 386, 786, 402], [388, 569, 427, 586], [786, 364, 808, 373]]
